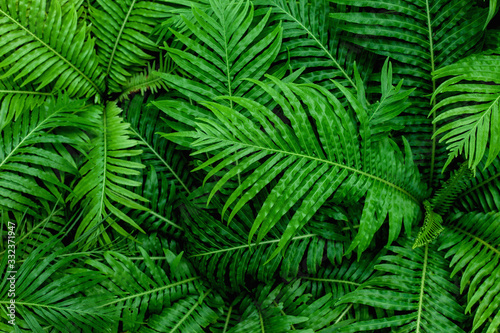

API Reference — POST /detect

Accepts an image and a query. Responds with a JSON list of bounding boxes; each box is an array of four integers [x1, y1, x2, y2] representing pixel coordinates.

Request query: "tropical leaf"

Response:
[[70, 102, 148, 244], [86, 246, 202, 332], [159, 0, 283, 108], [329, 0, 487, 185], [458, 155, 500, 212], [337, 238, 467, 332], [261, 0, 368, 90], [0, 67, 52, 131], [181, 203, 340, 293], [431, 48, 500, 170], [166, 70, 426, 259], [0, 0, 105, 99], [430, 162, 473, 215], [139, 291, 219, 333], [0, 97, 88, 216], [90, 0, 171, 93], [439, 211, 500, 333], [0, 236, 117, 332], [413, 200, 444, 249]]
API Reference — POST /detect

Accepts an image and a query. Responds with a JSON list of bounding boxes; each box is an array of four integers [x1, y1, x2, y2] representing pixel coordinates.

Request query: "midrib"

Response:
[[199, 135, 421, 204], [0, 8, 102, 95], [425, 0, 437, 186]]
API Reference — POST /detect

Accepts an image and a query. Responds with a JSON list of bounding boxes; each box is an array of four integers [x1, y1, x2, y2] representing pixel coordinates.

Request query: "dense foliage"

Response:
[[1, 0, 500, 332]]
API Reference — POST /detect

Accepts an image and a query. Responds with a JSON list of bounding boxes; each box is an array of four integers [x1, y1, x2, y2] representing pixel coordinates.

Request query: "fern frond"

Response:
[[117, 68, 168, 102], [329, 0, 487, 185], [264, 0, 361, 90], [181, 204, 337, 293], [430, 162, 473, 215], [160, 0, 282, 106], [0, 97, 87, 216], [0, 0, 105, 98], [90, 0, 171, 93], [439, 211, 500, 333], [337, 239, 466, 332], [125, 94, 191, 194], [168, 73, 427, 259], [431, 49, 500, 170], [413, 200, 444, 249], [70, 102, 148, 244], [0, 67, 52, 131], [0, 236, 117, 331], [86, 247, 202, 332], [303, 253, 379, 302], [458, 155, 500, 212]]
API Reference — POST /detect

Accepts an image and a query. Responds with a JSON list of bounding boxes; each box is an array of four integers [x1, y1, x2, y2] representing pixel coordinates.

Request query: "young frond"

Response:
[[413, 200, 444, 249]]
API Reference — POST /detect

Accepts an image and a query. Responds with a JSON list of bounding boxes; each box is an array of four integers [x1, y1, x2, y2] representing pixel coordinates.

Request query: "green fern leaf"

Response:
[[0, 97, 87, 216], [329, 0, 487, 185], [337, 239, 466, 332], [0, 0, 105, 98], [90, 0, 171, 93], [168, 74, 427, 259], [70, 102, 148, 244], [458, 155, 500, 212], [413, 200, 444, 249], [431, 49, 500, 170], [439, 211, 500, 333]]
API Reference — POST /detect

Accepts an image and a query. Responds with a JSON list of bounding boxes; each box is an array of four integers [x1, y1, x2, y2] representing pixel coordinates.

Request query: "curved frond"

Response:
[[0, 67, 52, 131], [169, 74, 426, 259], [70, 102, 148, 244], [413, 200, 444, 249], [431, 49, 500, 170], [329, 0, 487, 185], [439, 211, 500, 333], [0, 0, 105, 98], [90, 0, 171, 92], [430, 162, 473, 215], [0, 236, 117, 331], [86, 247, 202, 332], [181, 204, 337, 293], [0, 97, 87, 216], [337, 239, 466, 332], [160, 0, 282, 106]]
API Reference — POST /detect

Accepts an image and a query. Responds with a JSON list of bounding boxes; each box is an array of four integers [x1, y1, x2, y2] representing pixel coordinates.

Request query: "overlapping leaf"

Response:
[[0, 97, 88, 216], [329, 0, 487, 185], [337, 239, 466, 332], [431, 49, 500, 170], [439, 212, 500, 333], [0, 0, 105, 98], [0, 236, 117, 331], [166, 69, 427, 259], [86, 247, 202, 332], [90, 0, 171, 93]]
